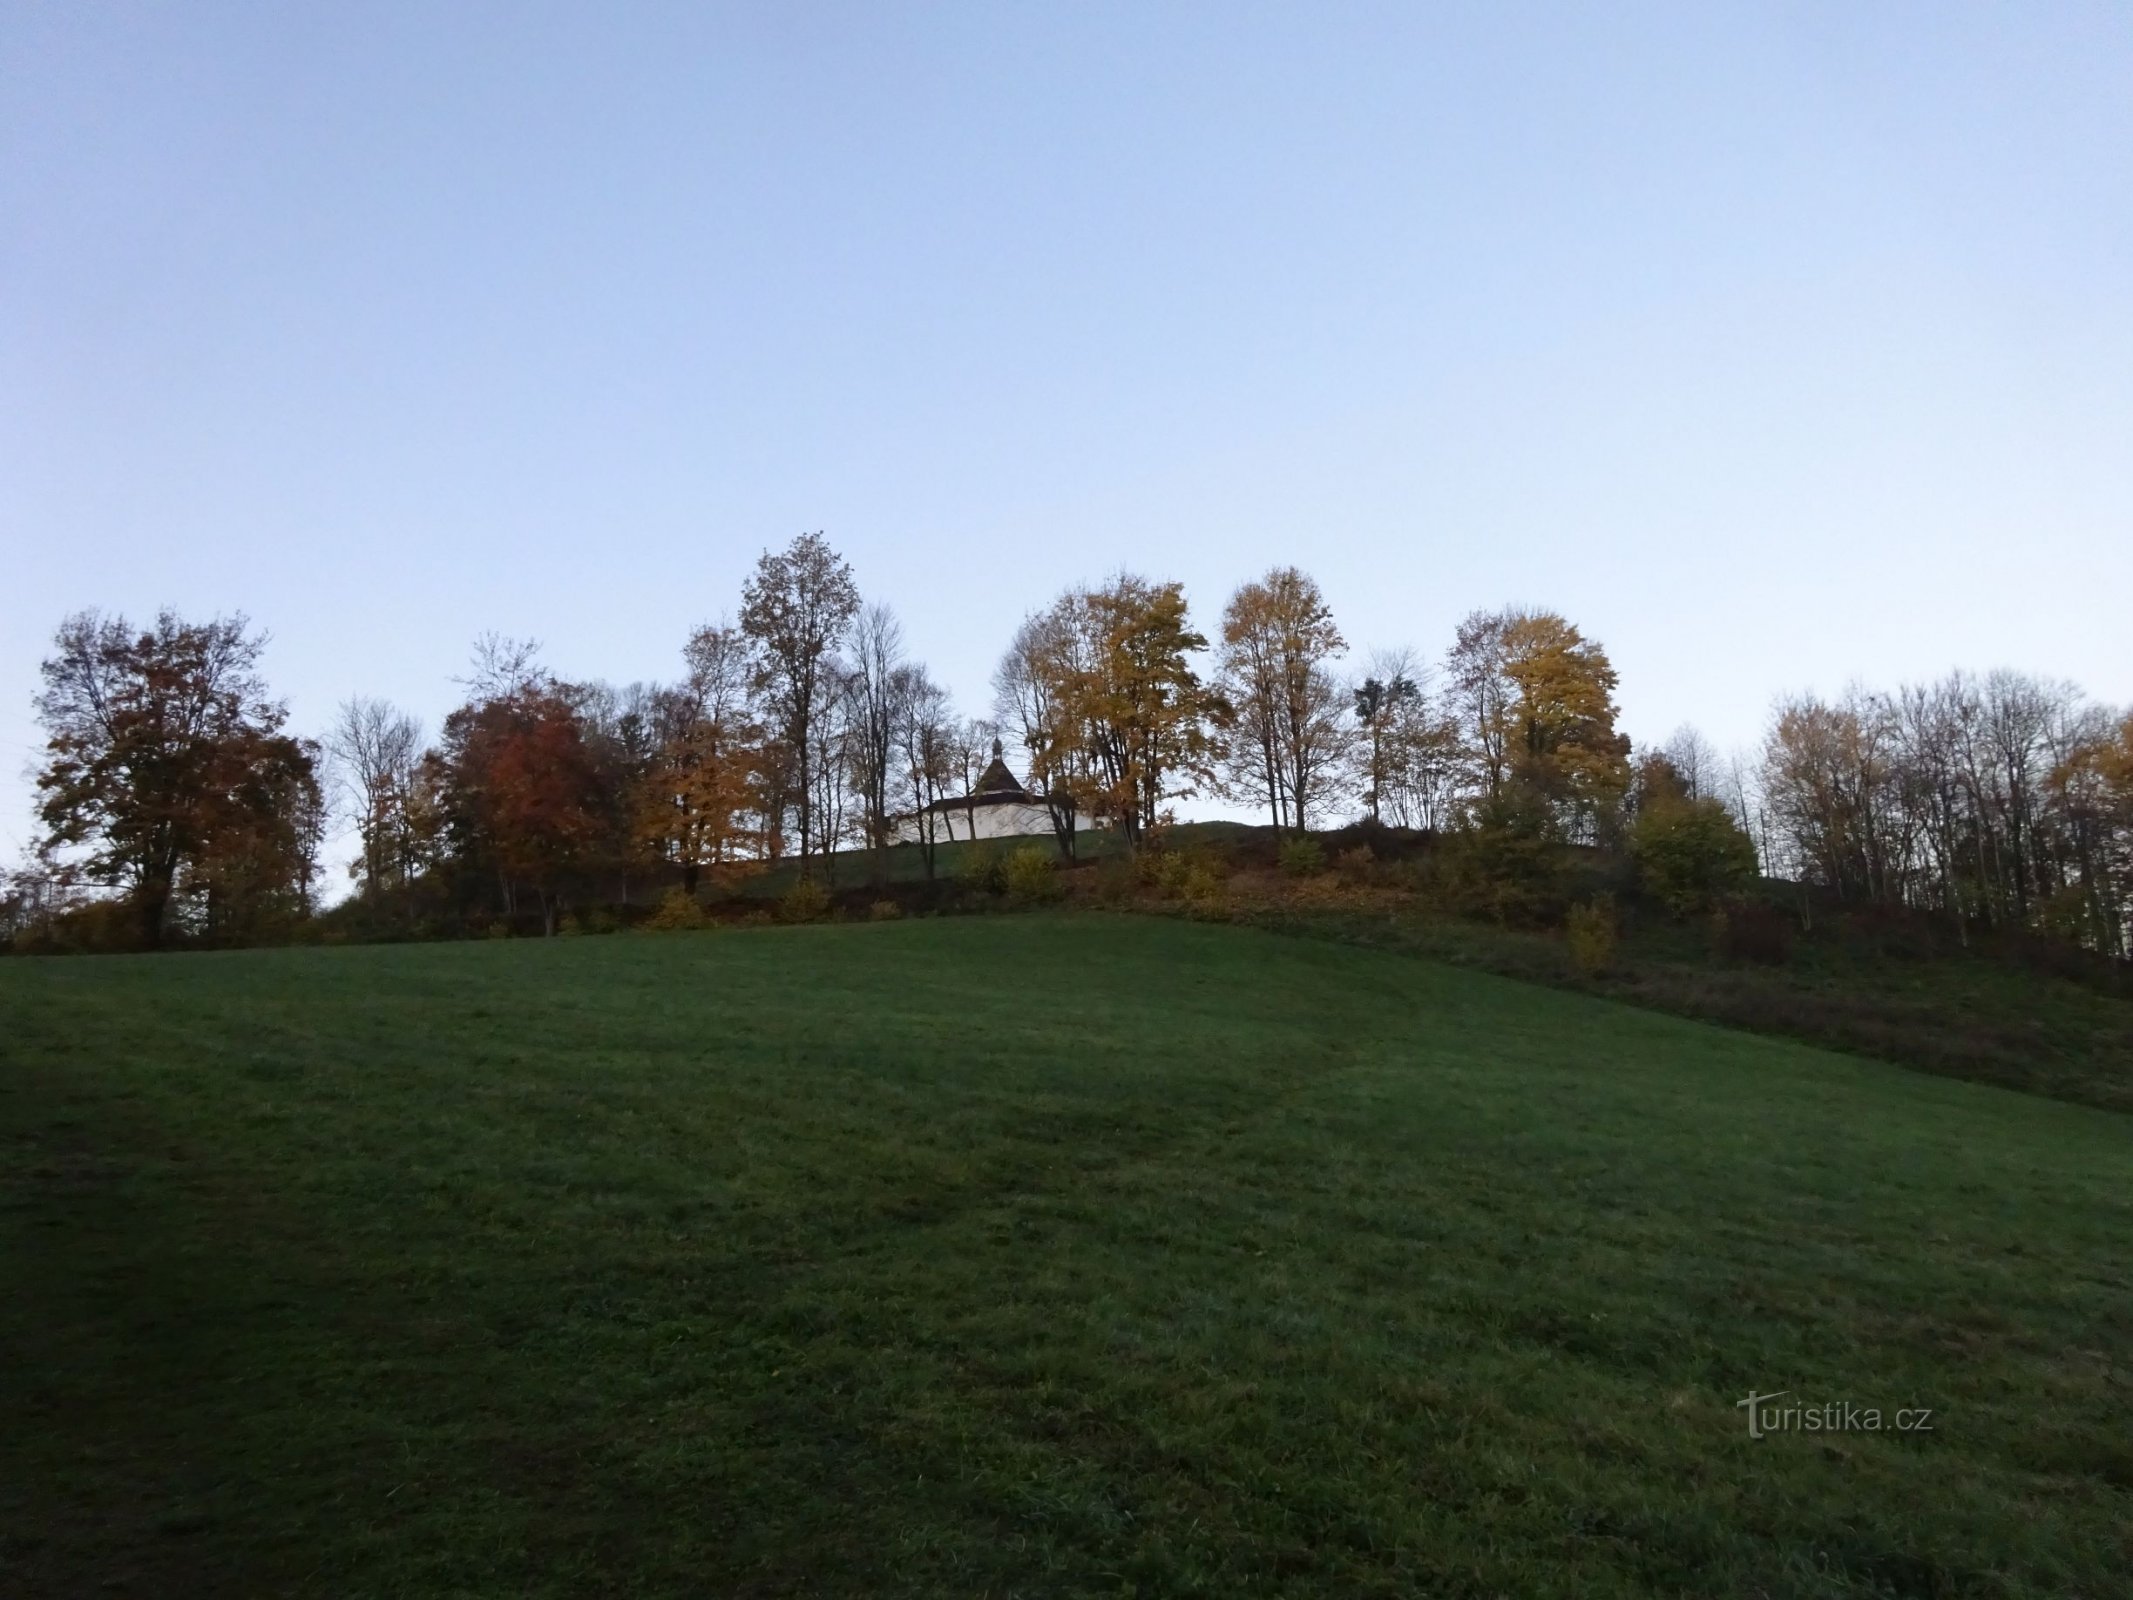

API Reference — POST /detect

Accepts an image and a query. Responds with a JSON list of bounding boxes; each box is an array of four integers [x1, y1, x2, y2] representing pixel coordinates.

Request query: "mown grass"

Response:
[[3, 916, 2129, 1597]]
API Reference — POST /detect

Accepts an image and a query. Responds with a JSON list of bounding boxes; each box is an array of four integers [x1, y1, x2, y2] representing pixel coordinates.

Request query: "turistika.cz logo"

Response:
[[1736, 1391, 1935, 1439]]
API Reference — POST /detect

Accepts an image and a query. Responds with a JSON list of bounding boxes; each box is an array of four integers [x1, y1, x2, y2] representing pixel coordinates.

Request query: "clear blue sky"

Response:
[[5, 2, 2130, 865]]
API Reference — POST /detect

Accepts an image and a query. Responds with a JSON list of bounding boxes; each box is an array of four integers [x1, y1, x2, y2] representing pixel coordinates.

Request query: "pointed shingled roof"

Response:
[[972, 739, 1028, 797]]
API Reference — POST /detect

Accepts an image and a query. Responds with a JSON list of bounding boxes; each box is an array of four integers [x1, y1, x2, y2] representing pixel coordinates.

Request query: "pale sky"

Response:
[[5, 3, 2130, 872]]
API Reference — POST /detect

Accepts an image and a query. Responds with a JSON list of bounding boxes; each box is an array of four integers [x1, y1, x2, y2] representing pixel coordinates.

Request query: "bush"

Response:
[[1444, 790, 1563, 924], [955, 846, 1007, 897], [1632, 798, 1759, 915], [1335, 845, 1376, 884], [1278, 836, 1327, 877], [1565, 898, 1617, 976], [644, 888, 709, 931], [1178, 860, 1226, 910], [1133, 846, 1174, 889], [1004, 845, 1064, 906], [780, 877, 831, 923], [868, 899, 903, 921]]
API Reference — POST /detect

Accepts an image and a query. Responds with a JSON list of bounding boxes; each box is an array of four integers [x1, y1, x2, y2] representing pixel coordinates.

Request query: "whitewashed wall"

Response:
[[890, 801, 1062, 845]]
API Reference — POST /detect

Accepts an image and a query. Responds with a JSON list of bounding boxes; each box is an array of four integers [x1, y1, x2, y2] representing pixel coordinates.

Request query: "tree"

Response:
[[842, 603, 906, 883], [1445, 607, 1629, 838], [1051, 575, 1224, 848], [740, 532, 861, 871], [326, 697, 423, 903], [635, 621, 763, 896], [1445, 610, 1516, 800], [1661, 725, 1722, 802], [33, 609, 320, 948], [1498, 609, 1631, 839], [1215, 567, 1350, 834], [1353, 648, 1422, 825], [1632, 794, 1760, 915], [429, 640, 614, 935], [889, 664, 956, 879], [994, 597, 1100, 858]]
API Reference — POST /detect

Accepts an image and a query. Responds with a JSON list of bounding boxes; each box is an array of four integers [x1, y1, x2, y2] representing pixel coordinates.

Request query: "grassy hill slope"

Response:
[[3, 917, 2129, 1597]]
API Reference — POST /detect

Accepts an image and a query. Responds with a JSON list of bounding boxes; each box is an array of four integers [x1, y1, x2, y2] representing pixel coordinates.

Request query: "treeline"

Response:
[[7, 532, 2132, 956], [1755, 675, 2132, 952]]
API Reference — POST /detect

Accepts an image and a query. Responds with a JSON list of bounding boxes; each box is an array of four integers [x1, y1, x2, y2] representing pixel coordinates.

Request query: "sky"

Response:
[[5, 2, 2130, 876]]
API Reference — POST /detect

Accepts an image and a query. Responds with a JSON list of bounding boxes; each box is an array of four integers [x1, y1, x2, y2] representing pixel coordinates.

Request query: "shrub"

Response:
[[1444, 790, 1562, 924], [1335, 845, 1376, 884], [1278, 836, 1327, 878], [1565, 897, 1617, 976], [1133, 845, 1174, 889], [1632, 798, 1759, 915], [868, 899, 903, 922], [955, 845, 1007, 896], [1179, 860, 1226, 909], [1004, 845, 1064, 906], [780, 876, 831, 923], [484, 919, 512, 940], [644, 888, 709, 931]]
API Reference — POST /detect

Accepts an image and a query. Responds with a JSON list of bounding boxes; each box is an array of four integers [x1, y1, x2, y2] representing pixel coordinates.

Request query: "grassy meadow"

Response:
[[3, 915, 2130, 1597]]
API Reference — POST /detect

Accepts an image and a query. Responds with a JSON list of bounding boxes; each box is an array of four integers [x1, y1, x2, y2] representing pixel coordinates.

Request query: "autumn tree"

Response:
[[1214, 567, 1350, 834], [33, 610, 321, 948], [1760, 672, 2125, 951], [429, 641, 612, 935], [1091, 576, 1227, 843], [740, 532, 860, 871], [1499, 610, 1630, 838], [1007, 576, 1224, 849], [1444, 607, 1628, 839], [635, 621, 763, 896]]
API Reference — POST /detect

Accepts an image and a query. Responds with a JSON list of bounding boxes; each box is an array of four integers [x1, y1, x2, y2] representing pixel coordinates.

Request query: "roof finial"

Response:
[[992, 738, 1004, 759]]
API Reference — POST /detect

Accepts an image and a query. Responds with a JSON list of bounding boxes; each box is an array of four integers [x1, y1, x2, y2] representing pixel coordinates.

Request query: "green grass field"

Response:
[[4, 916, 2129, 1597]]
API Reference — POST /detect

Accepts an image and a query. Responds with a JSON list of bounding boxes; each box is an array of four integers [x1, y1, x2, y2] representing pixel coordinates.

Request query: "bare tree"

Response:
[[1445, 610, 1515, 799], [994, 599, 1098, 859], [1662, 725, 1722, 802], [842, 603, 906, 884], [462, 633, 547, 701], [890, 664, 956, 879], [1214, 568, 1350, 834], [326, 697, 424, 901], [1353, 647, 1423, 825]]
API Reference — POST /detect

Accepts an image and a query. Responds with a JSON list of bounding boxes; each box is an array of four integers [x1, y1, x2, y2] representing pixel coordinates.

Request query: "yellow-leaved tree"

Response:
[[999, 575, 1225, 849], [1447, 606, 1630, 840]]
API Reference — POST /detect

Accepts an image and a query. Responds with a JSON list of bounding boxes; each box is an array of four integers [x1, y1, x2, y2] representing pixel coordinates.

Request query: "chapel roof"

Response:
[[972, 740, 1029, 797]]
